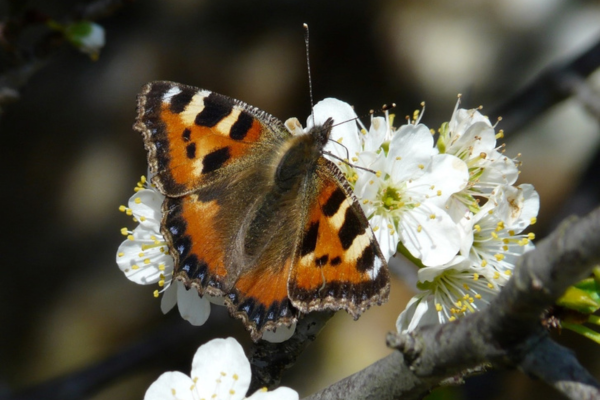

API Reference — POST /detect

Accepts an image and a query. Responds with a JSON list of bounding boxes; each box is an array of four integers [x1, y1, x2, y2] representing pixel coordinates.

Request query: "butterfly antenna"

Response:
[[324, 151, 377, 175], [328, 140, 351, 161], [303, 23, 315, 126]]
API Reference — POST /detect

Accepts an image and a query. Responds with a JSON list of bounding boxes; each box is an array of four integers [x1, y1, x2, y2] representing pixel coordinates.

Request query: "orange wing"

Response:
[[160, 151, 302, 341], [288, 158, 390, 317], [134, 81, 288, 196]]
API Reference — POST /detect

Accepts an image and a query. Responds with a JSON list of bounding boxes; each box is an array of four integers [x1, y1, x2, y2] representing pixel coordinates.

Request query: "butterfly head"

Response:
[[309, 117, 334, 149]]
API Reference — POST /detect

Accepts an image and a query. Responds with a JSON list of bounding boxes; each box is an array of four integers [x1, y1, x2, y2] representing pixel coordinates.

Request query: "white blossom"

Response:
[[144, 338, 298, 400]]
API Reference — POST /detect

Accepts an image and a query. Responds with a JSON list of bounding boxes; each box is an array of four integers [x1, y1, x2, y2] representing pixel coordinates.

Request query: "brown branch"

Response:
[[249, 311, 334, 392], [304, 206, 600, 400]]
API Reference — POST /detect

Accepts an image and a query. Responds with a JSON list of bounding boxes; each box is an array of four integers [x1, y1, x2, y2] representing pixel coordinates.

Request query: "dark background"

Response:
[[1, 0, 600, 399]]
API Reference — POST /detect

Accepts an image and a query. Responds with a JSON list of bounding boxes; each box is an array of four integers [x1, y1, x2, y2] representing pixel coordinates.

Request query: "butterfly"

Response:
[[134, 81, 390, 341]]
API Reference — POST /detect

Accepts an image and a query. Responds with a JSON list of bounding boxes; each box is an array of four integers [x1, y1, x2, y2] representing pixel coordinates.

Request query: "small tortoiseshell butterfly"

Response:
[[134, 81, 390, 340]]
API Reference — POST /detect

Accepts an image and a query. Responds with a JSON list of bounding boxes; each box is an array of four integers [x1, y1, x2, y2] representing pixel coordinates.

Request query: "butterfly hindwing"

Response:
[[135, 81, 288, 196], [288, 158, 390, 317]]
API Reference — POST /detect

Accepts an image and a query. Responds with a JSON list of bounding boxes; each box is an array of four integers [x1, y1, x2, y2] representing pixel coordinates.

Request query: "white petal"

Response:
[[128, 189, 164, 229], [144, 371, 195, 400], [364, 116, 387, 151], [478, 150, 519, 189], [388, 124, 436, 182], [515, 184, 540, 230], [177, 281, 211, 326], [191, 338, 251, 400], [116, 238, 172, 285], [313, 98, 362, 158], [399, 204, 461, 267], [396, 294, 422, 333], [246, 386, 299, 400], [160, 283, 178, 314], [369, 214, 398, 262], [261, 323, 297, 343], [409, 154, 468, 207]]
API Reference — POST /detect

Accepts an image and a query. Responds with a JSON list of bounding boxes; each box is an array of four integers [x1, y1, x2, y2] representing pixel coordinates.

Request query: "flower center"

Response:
[[381, 186, 403, 211]]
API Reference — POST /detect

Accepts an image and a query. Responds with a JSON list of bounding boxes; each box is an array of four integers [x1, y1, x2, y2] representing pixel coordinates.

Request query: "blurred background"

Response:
[[1, 0, 600, 399]]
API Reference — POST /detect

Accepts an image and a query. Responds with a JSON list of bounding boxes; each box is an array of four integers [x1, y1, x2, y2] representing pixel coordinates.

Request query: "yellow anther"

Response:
[[230, 390, 236, 395], [132, 265, 140, 270], [475, 294, 482, 299], [158, 279, 165, 287], [417, 225, 422, 232], [493, 272, 500, 279], [473, 273, 479, 280], [487, 283, 494, 288], [119, 205, 126, 212], [118, 252, 124, 257], [508, 230, 515, 236], [437, 190, 442, 196], [126, 209, 133, 216], [528, 232, 535, 240], [158, 264, 165, 271], [449, 316, 456, 322], [481, 260, 488, 267], [502, 245, 508, 251], [351, 157, 358, 162], [435, 303, 442, 312], [144, 258, 151, 265], [134, 187, 142, 192], [121, 227, 129, 236], [504, 270, 512, 276], [491, 232, 499, 239], [372, 226, 379, 232], [418, 164, 424, 169], [387, 224, 393, 229], [153, 290, 159, 298], [134, 197, 142, 204], [171, 388, 176, 395], [369, 180, 374, 185], [494, 253, 505, 261], [396, 156, 401, 160], [474, 225, 481, 232], [463, 284, 470, 291], [140, 216, 146, 221], [233, 374, 239, 380], [530, 217, 537, 225], [127, 235, 134, 241], [429, 214, 436, 219]]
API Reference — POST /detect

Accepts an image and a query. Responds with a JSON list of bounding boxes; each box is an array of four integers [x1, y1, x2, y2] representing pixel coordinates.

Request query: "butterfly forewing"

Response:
[[135, 81, 288, 197]]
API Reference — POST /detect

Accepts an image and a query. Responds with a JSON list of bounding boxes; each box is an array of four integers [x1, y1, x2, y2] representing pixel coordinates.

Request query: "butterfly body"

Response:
[[135, 81, 389, 340]]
